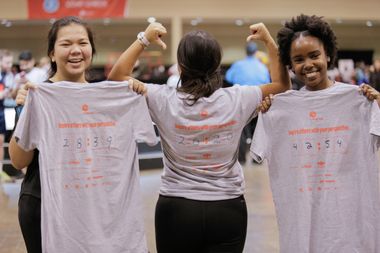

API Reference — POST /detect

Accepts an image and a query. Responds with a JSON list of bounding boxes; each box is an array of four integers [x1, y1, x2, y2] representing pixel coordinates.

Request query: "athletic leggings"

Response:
[[18, 194, 42, 253], [155, 195, 247, 253]]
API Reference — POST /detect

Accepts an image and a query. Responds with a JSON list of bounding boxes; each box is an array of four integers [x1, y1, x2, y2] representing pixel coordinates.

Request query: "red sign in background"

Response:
[[28, 0, 127, 19]]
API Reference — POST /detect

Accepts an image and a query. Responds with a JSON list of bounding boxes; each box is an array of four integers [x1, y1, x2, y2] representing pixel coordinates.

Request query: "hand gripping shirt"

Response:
[[146, 84, 262, 201], [14, 81, 158, 253], [250, 83, 380, 253]]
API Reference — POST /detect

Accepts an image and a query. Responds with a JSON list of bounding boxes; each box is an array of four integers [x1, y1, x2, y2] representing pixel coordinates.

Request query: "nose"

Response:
[[303, 58, 313, 70], [70, 44, 81, 54]]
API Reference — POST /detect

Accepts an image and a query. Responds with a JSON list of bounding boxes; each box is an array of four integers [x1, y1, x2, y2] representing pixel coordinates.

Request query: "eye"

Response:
[[80, 41, 89, 45], [292, 57, 304, 64], [310, 53, 320, 59]]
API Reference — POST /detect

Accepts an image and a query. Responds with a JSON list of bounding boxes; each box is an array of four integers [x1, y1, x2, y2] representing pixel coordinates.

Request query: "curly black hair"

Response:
[[277, 14, 338, 69]]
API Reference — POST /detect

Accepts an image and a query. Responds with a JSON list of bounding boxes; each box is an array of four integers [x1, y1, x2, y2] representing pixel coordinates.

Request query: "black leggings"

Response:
[[18, 194, 42, 253], [155, 195, 247, 253]]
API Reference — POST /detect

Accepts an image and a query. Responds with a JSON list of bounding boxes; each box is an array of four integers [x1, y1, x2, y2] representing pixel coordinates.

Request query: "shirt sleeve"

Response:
[[370, 100, 380, 150], [250, 112, 271, 163], [145, 83, 169, 124], [13, 90, 40, 151], [132, 95, 159, 146], [239, 85, 262, 123]]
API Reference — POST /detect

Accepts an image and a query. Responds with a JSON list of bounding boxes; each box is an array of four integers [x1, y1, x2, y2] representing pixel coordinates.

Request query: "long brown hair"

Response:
[[177, 30, 223, 105]]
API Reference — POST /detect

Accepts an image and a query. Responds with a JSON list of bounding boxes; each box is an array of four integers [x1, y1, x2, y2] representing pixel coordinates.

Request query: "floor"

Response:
[[0, 160, 280, 253]]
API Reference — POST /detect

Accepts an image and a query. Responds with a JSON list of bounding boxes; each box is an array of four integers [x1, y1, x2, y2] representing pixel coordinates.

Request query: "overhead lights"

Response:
[[103, 18, 111, 25], [147, 17, 156, 23], [190, 17, 203, 26], [235, 19, 244, 26], [2, 19, 12, 28], [190, 19, 198, 26]]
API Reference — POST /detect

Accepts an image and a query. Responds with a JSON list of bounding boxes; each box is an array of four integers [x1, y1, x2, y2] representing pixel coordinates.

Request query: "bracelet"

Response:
[[137, 32, 150, 48]]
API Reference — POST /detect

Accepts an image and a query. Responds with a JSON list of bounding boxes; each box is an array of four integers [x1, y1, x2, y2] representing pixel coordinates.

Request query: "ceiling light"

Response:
[[190, 19, 198, 26], [235, 19, 244, 26], [147, 17, 156, 23], [103, 18, 111, 25]]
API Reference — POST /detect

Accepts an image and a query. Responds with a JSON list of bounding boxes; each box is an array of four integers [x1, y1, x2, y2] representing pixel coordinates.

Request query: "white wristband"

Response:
[[137, 32, 150, 48]]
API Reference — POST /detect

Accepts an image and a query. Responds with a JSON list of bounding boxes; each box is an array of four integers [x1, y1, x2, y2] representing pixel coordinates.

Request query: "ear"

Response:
[[49, 52, 55, 63]]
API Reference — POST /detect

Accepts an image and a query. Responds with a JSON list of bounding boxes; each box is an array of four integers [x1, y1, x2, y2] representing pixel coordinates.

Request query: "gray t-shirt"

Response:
[[251, 83, 380, 253], [14, 81, 157, 253], [146, 84, 262, 200]]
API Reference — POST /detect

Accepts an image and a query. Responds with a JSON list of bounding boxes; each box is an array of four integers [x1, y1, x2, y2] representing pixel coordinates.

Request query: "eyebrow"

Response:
[[292, 50, 321, 59], [57, 38, 89, 43], [308, 50, 321, 55]]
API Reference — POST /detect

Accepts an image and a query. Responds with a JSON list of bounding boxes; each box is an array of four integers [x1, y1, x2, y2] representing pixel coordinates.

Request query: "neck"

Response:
[[306, 78, 334, 91], [51, 73, 87, 83]]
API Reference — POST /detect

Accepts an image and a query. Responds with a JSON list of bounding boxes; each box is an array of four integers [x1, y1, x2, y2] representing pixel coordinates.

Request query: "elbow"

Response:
[[9, 143, 33, 170], [9, 154, 28, 170], [10, 160, 25, 170], [9, 151, 28, 170]]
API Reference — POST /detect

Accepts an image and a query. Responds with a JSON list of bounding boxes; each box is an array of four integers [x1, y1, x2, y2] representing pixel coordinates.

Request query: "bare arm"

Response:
[[108, 22, 167, 82], [9, 82, 37, 170], [247, 23, 291, 99], [9, 136, 34, 170]]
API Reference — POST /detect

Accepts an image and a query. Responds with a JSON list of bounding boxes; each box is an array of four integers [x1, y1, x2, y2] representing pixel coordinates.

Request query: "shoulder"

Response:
[[146, 83, 176, 99], [226, 85, 261, 98]]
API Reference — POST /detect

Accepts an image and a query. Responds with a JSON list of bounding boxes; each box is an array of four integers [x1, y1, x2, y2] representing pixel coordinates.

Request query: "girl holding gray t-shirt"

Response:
[[108, 22, 290, 253], [9, 16, 96, 253]]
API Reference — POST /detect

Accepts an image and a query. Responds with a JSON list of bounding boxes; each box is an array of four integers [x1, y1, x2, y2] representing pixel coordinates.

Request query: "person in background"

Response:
[[0, 50, 14, 182], [37, 56, 51, 78], [166, 63, 181, 88], [0, 50, 16, 107], [370, 58, 380, 91], [225, 41, 271, 164], [12, 51, 47, 99], [354, 60, 369, 85]]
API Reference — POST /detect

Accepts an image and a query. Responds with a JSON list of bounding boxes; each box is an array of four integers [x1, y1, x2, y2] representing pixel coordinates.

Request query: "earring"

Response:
[[327, 57, 331, 62]]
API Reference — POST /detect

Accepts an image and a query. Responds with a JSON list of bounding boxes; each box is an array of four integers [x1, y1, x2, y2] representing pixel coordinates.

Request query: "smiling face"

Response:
[[290, 35, 332, 91], [1, 55, 13, 73], [50, 23, 92, 82]]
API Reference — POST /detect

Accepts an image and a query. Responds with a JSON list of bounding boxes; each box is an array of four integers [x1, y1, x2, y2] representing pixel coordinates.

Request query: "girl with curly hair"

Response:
[[251, 14, 380, 253]]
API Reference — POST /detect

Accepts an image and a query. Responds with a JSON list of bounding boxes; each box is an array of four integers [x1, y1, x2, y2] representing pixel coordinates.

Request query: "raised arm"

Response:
[[108, 22, 167, 82], [247, 23, 291, 99]]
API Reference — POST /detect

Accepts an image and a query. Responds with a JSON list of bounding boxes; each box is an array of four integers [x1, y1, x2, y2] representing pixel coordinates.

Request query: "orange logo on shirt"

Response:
[[309, 111, 324, 121], [200, 110, 208, 117], [82, 104, 89, 112], [309, 111, 317, 119]]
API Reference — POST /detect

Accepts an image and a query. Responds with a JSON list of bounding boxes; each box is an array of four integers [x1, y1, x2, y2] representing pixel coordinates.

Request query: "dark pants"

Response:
[[18, 194, 42, 253], [155, 195, 247, 253]]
